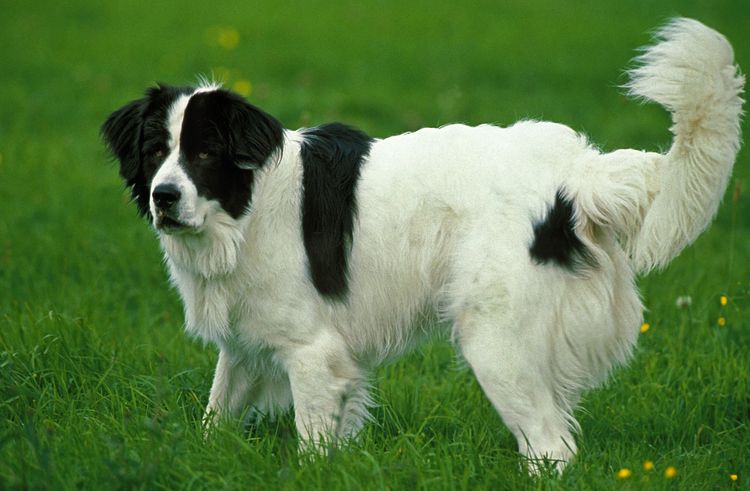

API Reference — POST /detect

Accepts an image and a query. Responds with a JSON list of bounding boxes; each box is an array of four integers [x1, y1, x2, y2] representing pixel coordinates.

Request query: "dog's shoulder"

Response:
[[298, 123, 374, 299]]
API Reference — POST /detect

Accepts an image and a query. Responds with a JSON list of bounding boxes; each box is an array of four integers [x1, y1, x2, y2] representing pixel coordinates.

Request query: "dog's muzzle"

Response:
[[152, 183, 190, 232]]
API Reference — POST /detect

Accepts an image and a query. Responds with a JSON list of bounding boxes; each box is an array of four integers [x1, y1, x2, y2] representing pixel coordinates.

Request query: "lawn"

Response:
[[1, 1, 748, 489]]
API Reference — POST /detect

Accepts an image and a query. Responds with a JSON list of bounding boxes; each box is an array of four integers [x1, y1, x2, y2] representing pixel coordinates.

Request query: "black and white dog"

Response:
[[102, 19, 743, 470]]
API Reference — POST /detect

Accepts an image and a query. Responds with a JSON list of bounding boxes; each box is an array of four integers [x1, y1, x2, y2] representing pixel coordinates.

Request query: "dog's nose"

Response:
[[152, 183, 181, 209]]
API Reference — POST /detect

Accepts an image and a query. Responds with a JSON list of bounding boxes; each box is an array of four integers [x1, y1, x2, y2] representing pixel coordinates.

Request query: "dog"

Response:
[[102, 19, 743, 471]]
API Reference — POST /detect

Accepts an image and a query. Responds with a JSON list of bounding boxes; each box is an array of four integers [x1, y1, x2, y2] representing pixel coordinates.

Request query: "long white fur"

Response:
[[148, 19, 743, 471], [623, 18, 745, 272]]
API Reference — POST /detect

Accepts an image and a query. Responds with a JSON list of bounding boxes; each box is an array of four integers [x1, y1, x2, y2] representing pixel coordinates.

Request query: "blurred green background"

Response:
[[1, 1, 748, 489]]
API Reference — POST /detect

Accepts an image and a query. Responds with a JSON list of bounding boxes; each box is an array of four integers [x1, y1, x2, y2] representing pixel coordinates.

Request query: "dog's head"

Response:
[[101, 84, 283, 234]]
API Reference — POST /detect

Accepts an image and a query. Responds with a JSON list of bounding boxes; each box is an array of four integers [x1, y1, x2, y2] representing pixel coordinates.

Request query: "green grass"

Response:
[[1, 1, 749, 489]]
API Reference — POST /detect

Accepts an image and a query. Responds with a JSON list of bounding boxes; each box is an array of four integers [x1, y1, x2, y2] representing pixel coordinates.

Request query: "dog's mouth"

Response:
[[155, 213, 197, 234]]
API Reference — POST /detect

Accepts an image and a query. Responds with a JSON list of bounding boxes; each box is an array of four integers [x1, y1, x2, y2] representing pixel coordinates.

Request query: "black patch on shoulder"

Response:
[[529, 190, 595, 271], [300, 123, 373, 299], [180, 90, 284, 218]]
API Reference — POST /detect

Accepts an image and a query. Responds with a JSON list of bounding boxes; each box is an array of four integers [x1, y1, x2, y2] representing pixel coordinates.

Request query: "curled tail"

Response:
[[626, 18, 744, 272], [576, 18, 744, 273]]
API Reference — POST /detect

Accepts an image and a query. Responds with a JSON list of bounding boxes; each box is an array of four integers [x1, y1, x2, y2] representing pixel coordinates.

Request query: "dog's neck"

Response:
[[157, 214, 247, 345], [159, 211, 247, 279]]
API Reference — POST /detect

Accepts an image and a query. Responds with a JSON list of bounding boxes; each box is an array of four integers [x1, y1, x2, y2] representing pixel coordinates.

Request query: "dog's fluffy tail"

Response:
[[577, 18, 744, 273]]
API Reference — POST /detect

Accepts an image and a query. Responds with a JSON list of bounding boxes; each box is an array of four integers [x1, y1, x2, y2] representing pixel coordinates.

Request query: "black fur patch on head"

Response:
[[529, 190, 596, 271], [179, 90, 284, 218], [101, 84, 192, 216], [300, 123, 373, 299], [102, 86, 284, 220]]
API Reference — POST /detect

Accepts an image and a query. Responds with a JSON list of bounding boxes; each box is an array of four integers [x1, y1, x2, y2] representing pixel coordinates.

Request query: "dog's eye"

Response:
[[153, 149, 164, 159], [198, 152, 209, 160]]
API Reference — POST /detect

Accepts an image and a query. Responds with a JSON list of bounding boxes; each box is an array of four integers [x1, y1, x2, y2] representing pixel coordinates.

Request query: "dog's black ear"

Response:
[[222, 91, 284, 169], [101, 97, 148, 181]]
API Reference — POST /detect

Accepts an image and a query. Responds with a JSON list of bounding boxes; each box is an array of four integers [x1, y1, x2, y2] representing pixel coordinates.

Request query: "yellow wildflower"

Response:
[[730, 474, 738, 481], [643, 460, 654, 471], [232, 79, 253, 97], [640, 322, 650, 333], [617, 468, 632, 479], [217, 27, 240, 50], [720, 295, 728, 306], [718, 317, 726, 327], [665, 466, 677, 478]]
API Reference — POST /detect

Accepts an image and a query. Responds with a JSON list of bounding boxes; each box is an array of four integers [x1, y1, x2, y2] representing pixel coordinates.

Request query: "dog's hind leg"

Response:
[[456, 306, 577, 473]]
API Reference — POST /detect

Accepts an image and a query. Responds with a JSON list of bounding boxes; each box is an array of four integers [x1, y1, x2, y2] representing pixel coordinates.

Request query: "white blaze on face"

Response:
[[149, 92, 212, 232]]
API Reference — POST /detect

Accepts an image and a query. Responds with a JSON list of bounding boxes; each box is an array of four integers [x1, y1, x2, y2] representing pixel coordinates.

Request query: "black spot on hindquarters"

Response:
[[529, 190, 595, 271], [300, 123, 373, 299]]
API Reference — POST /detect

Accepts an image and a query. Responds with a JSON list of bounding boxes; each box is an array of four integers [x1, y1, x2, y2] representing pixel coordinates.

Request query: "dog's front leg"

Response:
[[203, 348, 254, 433], [284, 331, 370, 450]]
